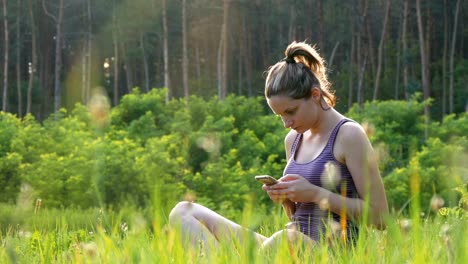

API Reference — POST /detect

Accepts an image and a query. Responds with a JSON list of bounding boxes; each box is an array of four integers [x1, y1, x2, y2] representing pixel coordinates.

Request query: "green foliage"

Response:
[[0, 153, 22, 203], [111, 88, 168, 135], [0, 91, 466, 218], [438, 184, 468, 220], [429, 113, 468, 142], [0, 203, 467, 263], [384, 136, 468, 213], [347, 95, 427, 173], [0, 112, 21, 157]]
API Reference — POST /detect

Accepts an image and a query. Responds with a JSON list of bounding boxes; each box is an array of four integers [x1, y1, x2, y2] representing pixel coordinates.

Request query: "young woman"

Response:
[[169, 41, 389, 249]]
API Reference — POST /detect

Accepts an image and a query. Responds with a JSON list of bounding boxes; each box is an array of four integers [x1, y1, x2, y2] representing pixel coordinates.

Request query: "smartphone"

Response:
[[255, 175, 278, 186]]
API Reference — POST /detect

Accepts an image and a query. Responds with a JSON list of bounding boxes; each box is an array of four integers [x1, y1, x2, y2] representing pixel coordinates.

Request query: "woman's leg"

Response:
[[261, 229, 316, 251], [169, 201, 267, 248]]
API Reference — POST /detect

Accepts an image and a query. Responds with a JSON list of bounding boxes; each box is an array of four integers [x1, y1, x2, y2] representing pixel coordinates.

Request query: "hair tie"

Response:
[[281, 56, 295, 64]]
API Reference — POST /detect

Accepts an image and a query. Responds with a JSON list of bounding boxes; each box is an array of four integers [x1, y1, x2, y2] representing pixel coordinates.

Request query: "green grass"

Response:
[[0, 202, 466, 263]]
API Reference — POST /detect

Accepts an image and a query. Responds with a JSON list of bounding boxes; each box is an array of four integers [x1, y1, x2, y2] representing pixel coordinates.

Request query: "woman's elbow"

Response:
[[372, 206, 389, 230]]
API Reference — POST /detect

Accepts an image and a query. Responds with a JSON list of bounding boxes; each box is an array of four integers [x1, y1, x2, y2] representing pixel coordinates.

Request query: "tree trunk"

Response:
[[356, 0, 368, 105], [394, 0, 403, 100], [449, 0, 461, 113], [2, 0, 9, 112], [195, 43, 201, 82], [402, 0, 409, 100], [416, 0, 430, 136], [217, 24, 224, 99], [318, 0, 324, 53], [221, 0, 229, 100], [42, 0, 64, 113], [373, 0, 390, 100], [16, 0, 22, 117], [140, 33, 149, 92], [182, 0, 189, 99], [328, 41, 340, 68], [86, 0, 92, 101], [26, 0, 36, 114], [218, 0, 229, 100], [81, 39, 86, 103], [357, 56, 367, 108], [442, 0, 448, 116], [366, 15, 375, 78], [112, 2, 119, 105], [123, 43, 133, 93], [241, 11, 252, 97], [348, 33, 355, 109], [162, 0, 170, 102], [288, 5, 296, 41], [237, 30, 243, 95]]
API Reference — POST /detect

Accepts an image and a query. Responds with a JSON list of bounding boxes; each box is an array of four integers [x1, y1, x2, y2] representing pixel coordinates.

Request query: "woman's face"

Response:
[[267, 91, 320, 133]]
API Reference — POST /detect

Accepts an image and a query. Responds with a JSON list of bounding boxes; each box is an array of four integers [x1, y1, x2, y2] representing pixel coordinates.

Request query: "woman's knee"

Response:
[[262, 229, 314, 249], [169, 201, 195, 224]]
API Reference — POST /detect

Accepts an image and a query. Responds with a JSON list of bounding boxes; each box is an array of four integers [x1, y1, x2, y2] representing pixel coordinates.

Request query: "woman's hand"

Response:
[[262, 181, 288, 203], [262, 174, 322, 203]]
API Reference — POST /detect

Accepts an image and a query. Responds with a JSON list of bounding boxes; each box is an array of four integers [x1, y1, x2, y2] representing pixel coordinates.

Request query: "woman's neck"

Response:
[[310, 108, 343, 135]]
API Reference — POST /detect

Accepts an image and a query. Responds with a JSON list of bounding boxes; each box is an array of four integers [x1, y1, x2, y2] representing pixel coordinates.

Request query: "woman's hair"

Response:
[[264, 41, 335, 107]]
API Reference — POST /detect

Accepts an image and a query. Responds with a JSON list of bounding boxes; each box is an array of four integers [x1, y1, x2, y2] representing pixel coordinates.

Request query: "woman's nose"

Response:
[[282, 117, 293, 128]]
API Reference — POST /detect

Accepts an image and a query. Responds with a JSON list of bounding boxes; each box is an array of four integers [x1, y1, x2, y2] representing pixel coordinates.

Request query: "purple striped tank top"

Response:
[[284, 118, 360, 241]]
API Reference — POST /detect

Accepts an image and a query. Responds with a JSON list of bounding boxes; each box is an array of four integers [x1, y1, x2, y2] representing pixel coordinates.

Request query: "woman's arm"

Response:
[[268, 123, 389, 228], [278, 130, 298, 220], [333, 122, 389, 228]]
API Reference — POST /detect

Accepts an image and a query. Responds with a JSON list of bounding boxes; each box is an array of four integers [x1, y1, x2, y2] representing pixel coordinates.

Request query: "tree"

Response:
[[372, 0, 390, 100], [401, 0, 409, 100], [218, 0, 229, 100], [112, 0, 119, 105], [16, 0, 22, 117], [26, 0, 36, 114], [162, 0, 170, 101], [182, 0, 189, 99], [416, 0, 430, 125], [442, 0, 448, 116], [42, 0, 64, 113], [449, 0, 461, 114], [2, 0, 9, 112]]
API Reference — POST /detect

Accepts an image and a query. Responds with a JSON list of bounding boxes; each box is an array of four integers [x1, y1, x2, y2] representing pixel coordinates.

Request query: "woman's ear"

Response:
[[311, 87, 321, 100]]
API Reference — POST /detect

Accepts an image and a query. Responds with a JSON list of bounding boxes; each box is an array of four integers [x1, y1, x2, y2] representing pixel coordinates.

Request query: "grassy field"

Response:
[[0, 202, 466, 264]]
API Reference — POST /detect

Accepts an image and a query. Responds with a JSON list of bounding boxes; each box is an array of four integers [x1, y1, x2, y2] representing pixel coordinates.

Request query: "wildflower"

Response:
[[184, 192, 197, 202], [34, 198, 42, 214], [430, 195, 445, 212], [321, 162, 341, 190], [319, 198, 329, 211], [439, 223, 454, 263], [361, 121, 375, 137], [81, 242, 98, 258], [439, 223, 450, 238], [88, 88, 110, 129], [120, 222, 128, 233], [18, 230, 32, 239], [399, 219, 411, 233], [326, 220, 342, 244]]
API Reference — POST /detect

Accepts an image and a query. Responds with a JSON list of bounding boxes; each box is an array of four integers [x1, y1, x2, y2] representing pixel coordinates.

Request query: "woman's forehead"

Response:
[[267, 96, 300, 114]]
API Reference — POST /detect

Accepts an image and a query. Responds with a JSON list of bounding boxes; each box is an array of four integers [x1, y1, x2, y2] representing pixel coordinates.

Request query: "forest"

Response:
[[0, 1, 468, 262], [0, 0, 467, 120]]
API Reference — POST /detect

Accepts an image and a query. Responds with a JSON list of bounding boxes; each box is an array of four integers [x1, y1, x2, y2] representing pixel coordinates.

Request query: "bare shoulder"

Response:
[[285, 129, 299, 145], [338, 121, 368, 142], [284, 130, 299, 160], [335, 120, 372, 162]]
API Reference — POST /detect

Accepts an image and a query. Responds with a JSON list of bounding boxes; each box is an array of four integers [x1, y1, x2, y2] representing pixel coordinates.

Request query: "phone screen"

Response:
[[255, 175, 278, 186]]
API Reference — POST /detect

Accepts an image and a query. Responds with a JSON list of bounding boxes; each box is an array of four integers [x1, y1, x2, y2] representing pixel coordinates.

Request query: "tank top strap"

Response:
[[325, 118, 353, 149], [290, 133, 302, 158]]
